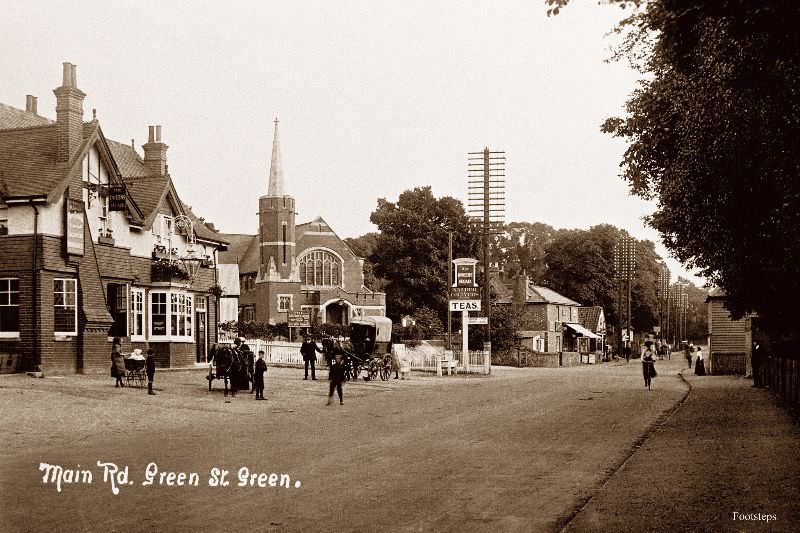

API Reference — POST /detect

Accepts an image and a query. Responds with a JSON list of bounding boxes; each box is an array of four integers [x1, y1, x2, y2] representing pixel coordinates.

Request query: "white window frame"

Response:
[[277, 294, 293, 313], [54, 278, 78, 336], [0, 277, 20, 338], [149, 290, 194, 342], [131, 288, 145, 341]]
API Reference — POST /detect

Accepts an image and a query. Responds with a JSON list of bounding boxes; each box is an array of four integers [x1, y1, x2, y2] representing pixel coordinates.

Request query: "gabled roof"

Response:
[[106, 138, 151, 178], [527, 285, 580, 306], [217, 233, 259, 273]]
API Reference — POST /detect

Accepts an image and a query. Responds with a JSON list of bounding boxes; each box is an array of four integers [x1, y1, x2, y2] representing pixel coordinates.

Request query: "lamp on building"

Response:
[[181, 248, 203, 281], [172, 214, 202, 281]]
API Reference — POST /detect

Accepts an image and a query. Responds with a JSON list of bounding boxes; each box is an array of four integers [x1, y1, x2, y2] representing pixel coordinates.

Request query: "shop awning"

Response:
[[564, 323, 600, 339]]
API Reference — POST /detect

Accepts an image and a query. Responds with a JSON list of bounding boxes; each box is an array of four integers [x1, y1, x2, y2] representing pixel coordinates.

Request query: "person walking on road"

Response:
[[145, 348, 156, 395], [641, 340, 658, 390], [694, 346, 706, 376], [254, 351, 267, 400], [327, 352, 346, 405], [111, 337, 125, 388], [684, 342, 693, 369], [301, 335, 322, 380]]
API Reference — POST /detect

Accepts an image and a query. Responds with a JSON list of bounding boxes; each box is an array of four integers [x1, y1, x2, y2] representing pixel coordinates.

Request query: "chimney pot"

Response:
[[155, 125, 162, 143], [32, 96, 38, 115], [148, 126, 155, 143], [62, 62, 72, 87], [25, 95, 33, 113], [70, 64, 77, 87]]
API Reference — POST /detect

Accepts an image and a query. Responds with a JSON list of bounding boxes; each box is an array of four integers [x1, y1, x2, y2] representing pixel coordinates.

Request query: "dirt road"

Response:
[[1, 359, 687, 532]]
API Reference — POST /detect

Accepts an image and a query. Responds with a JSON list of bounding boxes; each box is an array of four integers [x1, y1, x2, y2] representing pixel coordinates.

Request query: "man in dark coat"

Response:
[[300, 335, 322, 380], [752, 341, 765, 388], [146, 348, 156, 396], [254, 351, 267, 400], [327, 353, 346, 405]]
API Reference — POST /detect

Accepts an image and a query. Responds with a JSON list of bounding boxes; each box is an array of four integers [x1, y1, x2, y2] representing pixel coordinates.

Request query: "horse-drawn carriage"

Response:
[[207, 343, 250, 395], [323, 316, 394, 381]]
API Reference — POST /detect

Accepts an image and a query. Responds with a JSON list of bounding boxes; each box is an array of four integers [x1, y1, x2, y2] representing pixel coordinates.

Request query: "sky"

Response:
[[2, 1, 706, 285]]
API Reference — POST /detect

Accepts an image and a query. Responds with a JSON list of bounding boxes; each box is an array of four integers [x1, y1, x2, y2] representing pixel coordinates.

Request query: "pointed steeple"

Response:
[[267, 117, 285, 196]]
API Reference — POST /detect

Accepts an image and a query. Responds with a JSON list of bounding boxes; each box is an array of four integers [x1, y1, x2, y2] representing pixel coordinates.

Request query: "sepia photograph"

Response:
[[1, 1, 799, 531]]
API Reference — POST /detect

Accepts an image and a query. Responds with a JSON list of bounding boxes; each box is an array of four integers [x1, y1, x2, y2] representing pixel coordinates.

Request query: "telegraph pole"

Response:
[[658, 263, 670, 345], [468, 147, 505, 358], [614, 236, 636, 354]]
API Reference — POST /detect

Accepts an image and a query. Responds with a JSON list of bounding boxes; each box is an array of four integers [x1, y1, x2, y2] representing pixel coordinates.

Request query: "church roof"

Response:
[[217, 233, 259, 273]]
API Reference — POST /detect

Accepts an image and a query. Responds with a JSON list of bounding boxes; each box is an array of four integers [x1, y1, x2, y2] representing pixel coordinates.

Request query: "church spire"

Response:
[[267, 117, 285, 196]]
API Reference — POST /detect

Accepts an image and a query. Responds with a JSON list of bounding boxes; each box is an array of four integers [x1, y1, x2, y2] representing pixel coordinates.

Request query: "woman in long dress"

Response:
[[642, 340, 658, 389], [694, 346, 706, 376]]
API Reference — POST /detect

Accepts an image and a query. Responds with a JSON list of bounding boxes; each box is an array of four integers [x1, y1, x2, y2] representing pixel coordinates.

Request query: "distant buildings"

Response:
[[0, 63, 226, 373]]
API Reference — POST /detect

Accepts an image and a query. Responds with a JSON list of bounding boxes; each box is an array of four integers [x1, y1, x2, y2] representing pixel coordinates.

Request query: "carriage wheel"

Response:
[[349, 364, 361, 381], [368, 361, 379, 381]]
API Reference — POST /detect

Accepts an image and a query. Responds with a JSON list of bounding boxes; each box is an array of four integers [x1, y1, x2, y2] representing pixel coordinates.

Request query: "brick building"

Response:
[[495, 274, 586, 353], [217, 120, 385, 325], [0, 63, 227, 374]]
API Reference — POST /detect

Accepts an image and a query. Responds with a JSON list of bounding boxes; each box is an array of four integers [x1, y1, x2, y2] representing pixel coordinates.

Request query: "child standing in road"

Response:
[[254, 351, 267, 400], [146, 348, 156, 395], [327, 353, 346, 405]]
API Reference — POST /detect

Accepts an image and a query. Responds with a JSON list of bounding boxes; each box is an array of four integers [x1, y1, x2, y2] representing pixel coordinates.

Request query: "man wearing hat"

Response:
[[300, 335, 322, 380]]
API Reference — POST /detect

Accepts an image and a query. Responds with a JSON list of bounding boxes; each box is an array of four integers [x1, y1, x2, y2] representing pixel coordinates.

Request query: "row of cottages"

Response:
[[706, 288, 753, 375], [0, 63, 227, 374], [494, 274, 605, 359], [216, 120, 386, 326]]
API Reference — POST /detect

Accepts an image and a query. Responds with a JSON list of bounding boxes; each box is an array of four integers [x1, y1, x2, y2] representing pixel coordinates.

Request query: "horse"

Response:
[[208, 344, 250, 396], [321, 337, 362, 381]]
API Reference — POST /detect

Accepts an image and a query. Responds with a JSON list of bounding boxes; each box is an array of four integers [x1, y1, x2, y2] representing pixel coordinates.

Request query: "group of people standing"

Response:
[[683, 342, 706, 375], [640, 339, 707, 389]]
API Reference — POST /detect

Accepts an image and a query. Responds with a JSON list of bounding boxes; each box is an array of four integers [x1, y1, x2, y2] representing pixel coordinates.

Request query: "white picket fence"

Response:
[[401, 343, 490, 375], [219, 339, 304, 365], [219, 339, 491, 374]]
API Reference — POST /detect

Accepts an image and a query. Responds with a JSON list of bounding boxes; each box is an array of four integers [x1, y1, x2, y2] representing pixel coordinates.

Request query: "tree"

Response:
[[495, 222, 562, 282], [344, 232, 387, 291], [551, 0, 800, 336], [369, 187, 480, 323]]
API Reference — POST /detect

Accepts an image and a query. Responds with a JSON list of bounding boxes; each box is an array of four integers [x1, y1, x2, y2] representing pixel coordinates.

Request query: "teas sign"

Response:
[[452, 258, 479, 288], [449, 300, 481, 312]]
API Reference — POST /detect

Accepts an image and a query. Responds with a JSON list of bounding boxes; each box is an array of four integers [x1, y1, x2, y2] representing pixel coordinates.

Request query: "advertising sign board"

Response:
[[449, 300, 481, 312]]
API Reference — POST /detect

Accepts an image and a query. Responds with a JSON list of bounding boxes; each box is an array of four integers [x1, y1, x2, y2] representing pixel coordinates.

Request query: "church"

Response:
[[217, 120, 385, 326]]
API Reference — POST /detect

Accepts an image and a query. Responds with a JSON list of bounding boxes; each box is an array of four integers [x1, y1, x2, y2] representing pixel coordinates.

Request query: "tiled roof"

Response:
[[0, 124, 63, 198], [181, 203, 228, 246], [0, 103, 54, 130], [578, 306, 602, 332], [217, 233, 259, 273], [106, 138, 151, 178], [122, 175, 169, 220]]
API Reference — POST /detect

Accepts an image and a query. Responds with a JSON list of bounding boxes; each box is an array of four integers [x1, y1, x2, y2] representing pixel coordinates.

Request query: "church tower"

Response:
[[258, 118, 298, 282]]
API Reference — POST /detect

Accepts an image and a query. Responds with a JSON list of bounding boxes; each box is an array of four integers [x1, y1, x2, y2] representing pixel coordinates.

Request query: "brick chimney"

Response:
[[142, 125, 168, 175], [25, 95, 38, 115], [513, 273, 529, 306], [53, 62, 85, 163]]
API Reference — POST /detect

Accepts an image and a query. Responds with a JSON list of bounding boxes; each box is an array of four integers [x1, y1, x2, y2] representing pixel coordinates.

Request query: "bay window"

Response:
[[131, 288, 145, 340], [150, 290, 193, 341]]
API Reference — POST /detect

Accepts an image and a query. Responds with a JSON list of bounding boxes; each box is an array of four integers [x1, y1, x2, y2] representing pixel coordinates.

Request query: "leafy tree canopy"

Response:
[[369, 186, 480, 322], [550, 0, 800, 335]]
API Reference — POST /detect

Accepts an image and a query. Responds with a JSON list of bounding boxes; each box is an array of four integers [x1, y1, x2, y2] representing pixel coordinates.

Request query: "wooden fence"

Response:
[[763, 356, 800, 411]]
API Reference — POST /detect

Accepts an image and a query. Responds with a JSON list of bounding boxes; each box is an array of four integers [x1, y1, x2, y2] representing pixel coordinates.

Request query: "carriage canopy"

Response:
[[350, 316, 393, 344]]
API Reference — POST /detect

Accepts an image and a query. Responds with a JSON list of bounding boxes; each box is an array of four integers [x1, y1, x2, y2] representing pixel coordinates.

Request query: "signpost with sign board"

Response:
[[288, 310, 311, 328], [109, 185, 127, 211], [449, 258, 482, 369]]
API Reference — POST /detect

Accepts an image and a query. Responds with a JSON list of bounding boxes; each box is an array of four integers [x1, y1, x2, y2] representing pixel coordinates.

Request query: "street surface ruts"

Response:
[[1, 359, 693, 532]]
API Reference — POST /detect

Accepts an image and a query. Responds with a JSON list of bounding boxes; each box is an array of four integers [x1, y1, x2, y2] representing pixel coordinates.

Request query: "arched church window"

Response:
[[299, 250, 340, 287]]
